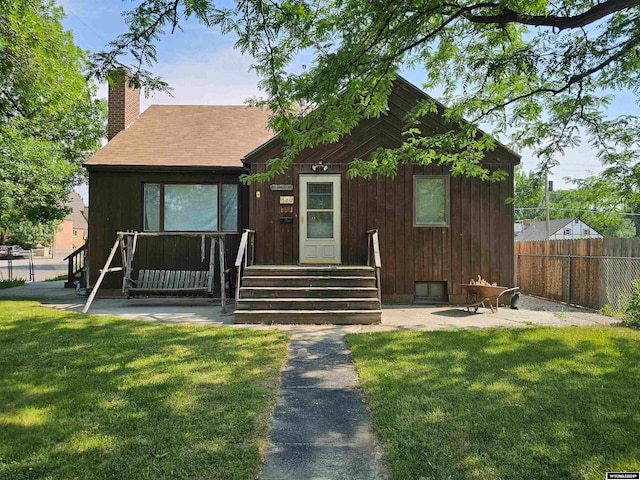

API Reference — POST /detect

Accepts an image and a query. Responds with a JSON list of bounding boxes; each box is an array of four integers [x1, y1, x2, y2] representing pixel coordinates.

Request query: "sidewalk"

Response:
[[261, 331, 388, 480]]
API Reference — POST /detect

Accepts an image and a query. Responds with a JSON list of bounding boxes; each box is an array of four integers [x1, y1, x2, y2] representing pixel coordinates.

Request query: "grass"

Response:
[[0, 300, 289, 479], [0, 279, 26, 289], [346, 327, 640, 480], [44, 274, 67, 282]]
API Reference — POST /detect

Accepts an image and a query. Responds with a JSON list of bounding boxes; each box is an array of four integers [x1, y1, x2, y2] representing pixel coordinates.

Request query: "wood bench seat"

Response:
[[128, 269, 212, 296]]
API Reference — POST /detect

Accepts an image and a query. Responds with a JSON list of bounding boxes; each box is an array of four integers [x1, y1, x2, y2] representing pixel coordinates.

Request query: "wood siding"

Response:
[[87, 168, 248, 293], [247, 80, 517, 303], [248, 163, 514, 303]]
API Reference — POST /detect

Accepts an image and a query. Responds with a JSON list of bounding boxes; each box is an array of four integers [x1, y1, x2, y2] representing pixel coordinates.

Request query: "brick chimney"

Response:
[[107, 69, 140, 141]]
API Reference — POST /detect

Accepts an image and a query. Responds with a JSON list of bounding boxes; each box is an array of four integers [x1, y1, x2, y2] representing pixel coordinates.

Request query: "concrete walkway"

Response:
[[261, 331, 387, 480]]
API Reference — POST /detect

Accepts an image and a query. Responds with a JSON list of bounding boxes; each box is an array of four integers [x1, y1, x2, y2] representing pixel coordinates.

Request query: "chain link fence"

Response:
[[516, 254, 640, 312], [601, 257, 640, 312]]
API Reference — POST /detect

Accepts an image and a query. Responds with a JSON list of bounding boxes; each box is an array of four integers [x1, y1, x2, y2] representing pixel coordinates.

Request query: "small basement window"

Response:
[[415, 282, 448, 303]]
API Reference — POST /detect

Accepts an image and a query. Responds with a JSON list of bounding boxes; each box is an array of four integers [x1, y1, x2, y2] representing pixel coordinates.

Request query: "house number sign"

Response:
[[270, 184, 293, 191]]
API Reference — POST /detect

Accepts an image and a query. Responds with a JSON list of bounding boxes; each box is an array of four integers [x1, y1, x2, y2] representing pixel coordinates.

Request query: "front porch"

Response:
[[234, 265, 382, 324], [232, 229, 383, 324]]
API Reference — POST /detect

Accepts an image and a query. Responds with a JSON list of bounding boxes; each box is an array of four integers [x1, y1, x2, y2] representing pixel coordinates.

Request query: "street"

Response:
[[0, 256, 68, 283]]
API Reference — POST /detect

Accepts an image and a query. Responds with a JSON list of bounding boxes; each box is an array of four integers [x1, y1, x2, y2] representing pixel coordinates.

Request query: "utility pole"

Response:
[[545, 170, 550, 239]]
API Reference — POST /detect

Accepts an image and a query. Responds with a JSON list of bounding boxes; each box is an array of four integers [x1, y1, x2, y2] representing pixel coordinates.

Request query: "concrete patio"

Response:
[[0, 280, 619, 333]]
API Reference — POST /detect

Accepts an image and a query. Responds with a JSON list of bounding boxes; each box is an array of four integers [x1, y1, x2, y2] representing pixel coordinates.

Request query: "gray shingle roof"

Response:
[[64, 192, 88, 230], [515, 218, 574, 242]]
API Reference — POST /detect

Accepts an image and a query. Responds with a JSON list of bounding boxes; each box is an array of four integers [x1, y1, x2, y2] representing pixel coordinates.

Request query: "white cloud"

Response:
[[519, 142, 605, 189], [92, 47, 263, 109], [149, 49, 262, 106]]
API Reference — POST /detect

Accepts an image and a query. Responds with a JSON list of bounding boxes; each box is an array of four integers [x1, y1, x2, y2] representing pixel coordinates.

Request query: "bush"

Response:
[[623, 280, 640, 329], [0, 279, 26, 289]]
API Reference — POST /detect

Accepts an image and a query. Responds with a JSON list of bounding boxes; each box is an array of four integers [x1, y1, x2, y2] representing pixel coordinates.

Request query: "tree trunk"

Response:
[[0, 226, 9, 245]]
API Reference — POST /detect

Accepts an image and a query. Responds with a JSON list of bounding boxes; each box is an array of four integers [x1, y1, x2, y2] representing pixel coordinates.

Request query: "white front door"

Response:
[[299, 174, 341, 264]]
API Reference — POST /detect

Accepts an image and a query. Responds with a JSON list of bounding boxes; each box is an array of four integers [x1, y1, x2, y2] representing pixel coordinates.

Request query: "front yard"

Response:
[[347, 327, 640, 480], [0, 301, 288, 479]]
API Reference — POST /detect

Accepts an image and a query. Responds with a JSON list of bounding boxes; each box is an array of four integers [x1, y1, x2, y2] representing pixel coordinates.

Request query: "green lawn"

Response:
[[346, 327, 640, 480], [0, 301, 288, 479], [44, 274, 67, 282]]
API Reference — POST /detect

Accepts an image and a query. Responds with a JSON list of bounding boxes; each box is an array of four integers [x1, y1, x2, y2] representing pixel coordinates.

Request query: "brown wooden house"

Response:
[[84, 75, 519, 320], [243, 77, 520, 306]]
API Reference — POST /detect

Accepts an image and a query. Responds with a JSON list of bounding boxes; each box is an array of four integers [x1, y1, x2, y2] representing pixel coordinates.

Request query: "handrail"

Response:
[[64, 243, 87, 288], [367, 229, 382, 306], [234, 229, 255, 309], [63, 243, 86, 261]]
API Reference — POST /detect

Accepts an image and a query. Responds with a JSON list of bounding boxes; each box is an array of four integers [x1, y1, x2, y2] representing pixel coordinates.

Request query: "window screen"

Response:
[[221, 184, 238, 232], [143, 183, 237, 232], [164, 184, 218, 231], [414, 176, 449, 226], [144, 183, 160, 231]]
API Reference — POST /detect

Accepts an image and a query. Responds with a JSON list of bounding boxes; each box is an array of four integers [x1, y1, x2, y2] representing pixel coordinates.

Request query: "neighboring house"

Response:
[[514, 218, 603, 242], [85, 74, 520, 305], [52, 191, 88, 253]]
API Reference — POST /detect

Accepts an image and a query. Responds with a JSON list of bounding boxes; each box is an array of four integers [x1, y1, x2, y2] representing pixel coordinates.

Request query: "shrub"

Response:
[[623, 280, 640, 329], [0, 279, 26, 289]]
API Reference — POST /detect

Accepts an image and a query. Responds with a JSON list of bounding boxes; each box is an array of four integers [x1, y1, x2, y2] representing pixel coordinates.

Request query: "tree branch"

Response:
[[466, 0, 640, 30], [1, 89, 31, 119], [473, 33, 640, 122]]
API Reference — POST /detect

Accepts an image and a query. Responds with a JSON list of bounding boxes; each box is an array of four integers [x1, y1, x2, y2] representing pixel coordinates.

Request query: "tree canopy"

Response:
[[91, 0, 640, 191], [0, 0, 105, 243]]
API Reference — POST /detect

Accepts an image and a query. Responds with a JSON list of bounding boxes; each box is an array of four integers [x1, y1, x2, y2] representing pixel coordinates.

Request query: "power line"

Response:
[[515, 207, 640, 216]]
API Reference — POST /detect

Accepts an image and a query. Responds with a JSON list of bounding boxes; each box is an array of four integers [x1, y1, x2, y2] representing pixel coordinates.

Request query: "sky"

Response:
[[57, 0, 640, 203]]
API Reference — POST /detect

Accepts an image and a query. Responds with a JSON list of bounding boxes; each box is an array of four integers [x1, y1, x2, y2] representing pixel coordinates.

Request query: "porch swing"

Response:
[[82, 231, 229, 314]]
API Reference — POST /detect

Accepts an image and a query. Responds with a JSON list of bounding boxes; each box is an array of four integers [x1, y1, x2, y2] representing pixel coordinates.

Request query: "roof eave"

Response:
[[84, 163, 249, 173]]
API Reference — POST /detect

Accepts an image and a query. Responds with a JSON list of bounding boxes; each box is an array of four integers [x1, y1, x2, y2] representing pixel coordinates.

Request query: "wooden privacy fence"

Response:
[[515, 238, 640, 311]]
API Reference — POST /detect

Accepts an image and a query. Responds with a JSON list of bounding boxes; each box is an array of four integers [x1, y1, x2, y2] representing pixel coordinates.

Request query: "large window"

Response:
[[143, 183, 238, 232], [414, 176, 449, 227]]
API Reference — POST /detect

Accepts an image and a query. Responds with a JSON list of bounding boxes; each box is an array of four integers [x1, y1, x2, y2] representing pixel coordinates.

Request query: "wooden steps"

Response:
[[234, 266, 381, 324]]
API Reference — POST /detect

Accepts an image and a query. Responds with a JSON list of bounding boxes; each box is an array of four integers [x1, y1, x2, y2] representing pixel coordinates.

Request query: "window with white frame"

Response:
[[414, 176, 449, 226], [143, 183, 238, 232]]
